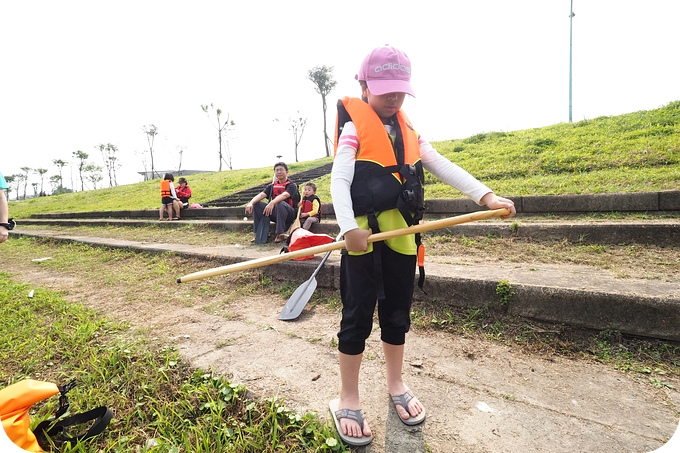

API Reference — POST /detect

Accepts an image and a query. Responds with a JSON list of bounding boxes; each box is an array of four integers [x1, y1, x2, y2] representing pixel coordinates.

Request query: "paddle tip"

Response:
[[277, 308, 299, 321]]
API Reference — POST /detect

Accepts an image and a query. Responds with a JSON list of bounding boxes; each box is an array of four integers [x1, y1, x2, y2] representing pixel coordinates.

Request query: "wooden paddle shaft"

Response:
[[286, 205, 302, 234], [177, 208, 510, 283]]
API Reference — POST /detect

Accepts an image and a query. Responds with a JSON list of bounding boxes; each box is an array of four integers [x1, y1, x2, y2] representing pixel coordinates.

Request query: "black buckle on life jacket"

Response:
[[396, 164, 425, 227], [55, 380, 76, 418], [366, 209, 380, 234]]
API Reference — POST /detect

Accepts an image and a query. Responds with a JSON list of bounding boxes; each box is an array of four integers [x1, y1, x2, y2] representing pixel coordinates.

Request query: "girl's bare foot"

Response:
[[329, 399, 372, 446], [337, 397, 371, 439], [389, 386, 425, 421]]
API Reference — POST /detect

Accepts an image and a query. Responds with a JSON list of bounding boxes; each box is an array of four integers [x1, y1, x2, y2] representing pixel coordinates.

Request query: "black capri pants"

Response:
[[337, 243, 417, 355]]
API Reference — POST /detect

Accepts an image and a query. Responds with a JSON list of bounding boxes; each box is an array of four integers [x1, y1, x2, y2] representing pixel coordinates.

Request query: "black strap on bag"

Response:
[[35, 406, 113, 449], [34, 380, 113, 450]]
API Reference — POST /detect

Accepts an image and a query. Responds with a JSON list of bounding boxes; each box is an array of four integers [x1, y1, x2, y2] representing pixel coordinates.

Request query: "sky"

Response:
[[1, 0, 679, 195]]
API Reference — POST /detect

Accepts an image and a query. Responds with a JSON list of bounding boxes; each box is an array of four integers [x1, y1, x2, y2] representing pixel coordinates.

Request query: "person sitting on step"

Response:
[[245, 162, 299, 243], [298, 182, 321, 231]]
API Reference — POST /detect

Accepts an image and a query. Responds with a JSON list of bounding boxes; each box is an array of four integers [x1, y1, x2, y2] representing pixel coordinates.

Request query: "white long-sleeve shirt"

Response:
[[331, 121, 492, 237]]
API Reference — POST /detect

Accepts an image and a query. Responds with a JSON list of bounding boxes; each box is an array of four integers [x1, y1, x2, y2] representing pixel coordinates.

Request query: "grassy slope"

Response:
[[8, 101, 679, 219]]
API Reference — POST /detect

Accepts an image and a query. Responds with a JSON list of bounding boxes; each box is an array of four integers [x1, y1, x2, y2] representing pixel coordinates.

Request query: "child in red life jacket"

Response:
[[173, 177, 192, 218], [245, 162, 298, 243], [298, 182, 321, 231], [328, 45, 517, 446], [159, 173, 180, 221]]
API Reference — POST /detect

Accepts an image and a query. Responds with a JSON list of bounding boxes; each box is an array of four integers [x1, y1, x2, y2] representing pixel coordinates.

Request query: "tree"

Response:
[[34, 168, 48, 195], [4, 175, 15, 200], [83, 163, 103, 190], [72, 150, 88, 192], [307, 65, 337, 157], [52, 159, 68, 191], [97, 143, 120, 187], [67, 162, 75, 193], [142, 124, 159, 179], [177, 145, 186, 175], [201, 103, 236, 171], [20, 167, 31, 200], [49, 175, 61, 194], [135, 149, 150, 181], [274, 112, 307, 162], [12, 174, 24, 200]]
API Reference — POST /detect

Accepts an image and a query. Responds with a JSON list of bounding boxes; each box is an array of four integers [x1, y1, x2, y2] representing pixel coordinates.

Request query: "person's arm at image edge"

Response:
[[0, 191, 9, 243]]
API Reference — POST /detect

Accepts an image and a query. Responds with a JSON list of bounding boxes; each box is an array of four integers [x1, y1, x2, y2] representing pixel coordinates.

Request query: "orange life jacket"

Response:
[[334, 96, 427, 293], [0, 380, 59, 451], [334, 96, 424, 226], [334, 96, 420, 167], [0, 379, 111, 452], [160, 179, 172, 198]]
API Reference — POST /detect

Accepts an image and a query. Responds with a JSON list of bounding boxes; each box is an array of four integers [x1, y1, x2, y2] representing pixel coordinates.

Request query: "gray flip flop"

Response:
[[391, 389, 426, 426], [329, 398, 373, 446]]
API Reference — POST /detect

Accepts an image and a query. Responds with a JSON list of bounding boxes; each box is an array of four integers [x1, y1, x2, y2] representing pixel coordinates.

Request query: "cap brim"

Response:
[[366, 79, 415, 97]]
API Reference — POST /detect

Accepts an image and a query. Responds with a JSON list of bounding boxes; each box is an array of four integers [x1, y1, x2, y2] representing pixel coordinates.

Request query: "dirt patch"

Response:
[[7, 251, 679, 453]]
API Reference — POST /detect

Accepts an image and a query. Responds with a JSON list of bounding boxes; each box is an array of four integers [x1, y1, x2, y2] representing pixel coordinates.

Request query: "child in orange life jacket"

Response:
[[159, 173, 180, 221], [329, 45, 516, 446], [245, 162, 298, 243], [298, 182, 321, 231]]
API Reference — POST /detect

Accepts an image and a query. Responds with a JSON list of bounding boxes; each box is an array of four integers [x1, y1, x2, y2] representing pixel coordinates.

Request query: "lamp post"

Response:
[[569, 0, 575, 123]]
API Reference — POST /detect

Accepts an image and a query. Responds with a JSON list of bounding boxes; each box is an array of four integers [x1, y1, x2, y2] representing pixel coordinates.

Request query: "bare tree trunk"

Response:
[[322, 95, 330, 157], [177, 148, 184, 175], [218, 130, 223, 172], [225, 140, 232, 170]]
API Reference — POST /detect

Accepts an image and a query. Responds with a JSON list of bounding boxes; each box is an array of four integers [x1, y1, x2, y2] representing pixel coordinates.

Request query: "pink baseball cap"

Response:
[[356, 45, 415, 97]]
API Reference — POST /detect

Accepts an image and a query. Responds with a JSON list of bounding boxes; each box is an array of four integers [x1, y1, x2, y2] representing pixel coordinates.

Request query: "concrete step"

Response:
[[28, 191, 680, 222], [16, 217, 680, 246], [11, 224, 680, 342]]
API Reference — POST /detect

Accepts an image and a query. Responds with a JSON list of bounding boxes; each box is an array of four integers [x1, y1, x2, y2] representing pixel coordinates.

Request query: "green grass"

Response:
[[8, 158, 332, 219], [425, 101, 680, 197], [8, 100, 680, 219], [0, 273, 348, 452]]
